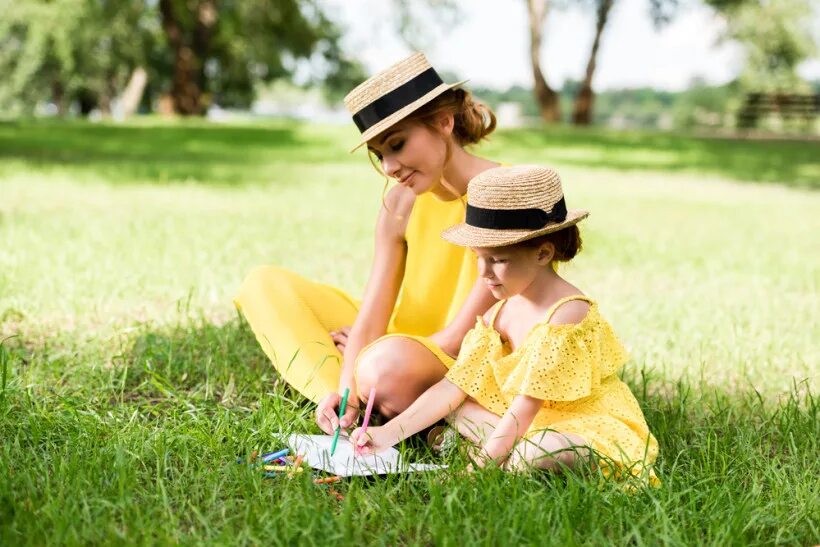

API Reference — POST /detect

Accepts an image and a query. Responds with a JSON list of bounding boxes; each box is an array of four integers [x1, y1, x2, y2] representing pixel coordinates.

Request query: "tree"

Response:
[[156, 0, 362, 115], [719, 0, 816, 93], [390, 0, 460, 52], [572, 0, 615, 125], [526, 0, 561, 122], [0, 0, 159, 117], [0, 0, 362, 117]]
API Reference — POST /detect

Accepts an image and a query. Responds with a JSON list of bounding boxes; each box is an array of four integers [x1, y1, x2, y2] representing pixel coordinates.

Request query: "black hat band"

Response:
[[352, 68, 444, 133], [465, 197, 568, 230]]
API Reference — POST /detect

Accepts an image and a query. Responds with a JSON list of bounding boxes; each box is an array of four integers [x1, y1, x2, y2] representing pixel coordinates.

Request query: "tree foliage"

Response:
[[156, 0, 362, 113], [0, 0, 362, 116], [0, 0, 153, 116], [719, 0, 817, 92]]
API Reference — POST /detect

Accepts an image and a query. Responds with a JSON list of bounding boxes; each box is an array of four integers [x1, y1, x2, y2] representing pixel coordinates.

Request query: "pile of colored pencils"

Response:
[[238, 448, 344, 501]]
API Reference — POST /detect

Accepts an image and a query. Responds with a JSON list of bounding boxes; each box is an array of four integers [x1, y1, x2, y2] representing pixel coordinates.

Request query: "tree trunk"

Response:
[[52, 80, 66, 116], [159, 0, 217, 115], [572, 0, 614, 125], [120, 67, 149, 118], [527, 0, 560, 123], [99, 77, 115, 117]]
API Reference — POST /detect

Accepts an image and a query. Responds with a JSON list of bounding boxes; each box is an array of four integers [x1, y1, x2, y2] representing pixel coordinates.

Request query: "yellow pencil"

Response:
[[263, 465, 304, 472]]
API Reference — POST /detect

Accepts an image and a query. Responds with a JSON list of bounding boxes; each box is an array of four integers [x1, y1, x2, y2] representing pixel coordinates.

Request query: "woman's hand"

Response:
[[316, 391, 360, 435], [329, 326, 351, 353], [349, 425, 396, 456]]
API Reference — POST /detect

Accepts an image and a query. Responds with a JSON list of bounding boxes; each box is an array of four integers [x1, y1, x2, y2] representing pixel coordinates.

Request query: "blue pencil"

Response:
[[261, 448, 290, 463]]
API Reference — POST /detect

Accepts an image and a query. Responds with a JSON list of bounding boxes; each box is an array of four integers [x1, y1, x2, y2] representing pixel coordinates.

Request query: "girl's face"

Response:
[[473, 244, 553, 299], [367, 118, 450, 196]]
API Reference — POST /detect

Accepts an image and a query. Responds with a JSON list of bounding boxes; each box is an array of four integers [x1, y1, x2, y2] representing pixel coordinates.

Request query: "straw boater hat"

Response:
[[442, 165, 589, 248], [344, 52, 467, 152]]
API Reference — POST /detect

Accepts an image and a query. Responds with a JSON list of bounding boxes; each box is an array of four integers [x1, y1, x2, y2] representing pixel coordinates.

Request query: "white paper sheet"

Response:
[[287, 434, 446, 477]]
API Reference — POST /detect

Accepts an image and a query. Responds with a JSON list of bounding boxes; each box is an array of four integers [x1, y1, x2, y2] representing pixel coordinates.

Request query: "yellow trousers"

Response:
[[234, 266, 453, 403]]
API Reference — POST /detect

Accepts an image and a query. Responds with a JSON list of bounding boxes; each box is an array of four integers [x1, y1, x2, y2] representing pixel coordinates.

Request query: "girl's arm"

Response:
[[475, 301, 591, 466], [316, 186, 413, 434], [477, 395, 542, 466], [429, 277, 497, 358], [351, 378, 467, 453]]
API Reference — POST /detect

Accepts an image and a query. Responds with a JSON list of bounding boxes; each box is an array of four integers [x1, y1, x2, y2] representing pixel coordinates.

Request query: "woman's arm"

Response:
[[429, 277, 497, 358], [316, 186, 413, 433], [351, 378, 467, 453], [477, 395, 542, 467], [338, 186, 413, 390]]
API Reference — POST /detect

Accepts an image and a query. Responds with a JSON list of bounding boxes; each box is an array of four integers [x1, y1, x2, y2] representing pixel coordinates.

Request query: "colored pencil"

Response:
[[356, 387, 376, 455], [261, 448, 289, 463], [263, 465, 304, 472], [330, 387, 350, 456], [313, 475, 342, 485]]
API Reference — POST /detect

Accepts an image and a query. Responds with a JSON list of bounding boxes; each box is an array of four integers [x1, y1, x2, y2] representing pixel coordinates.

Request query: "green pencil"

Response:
[[330, 387, 350, 456]]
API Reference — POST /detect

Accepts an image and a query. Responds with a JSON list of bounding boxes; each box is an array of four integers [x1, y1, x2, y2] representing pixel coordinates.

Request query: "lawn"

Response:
[[0, 120, 818, 545]]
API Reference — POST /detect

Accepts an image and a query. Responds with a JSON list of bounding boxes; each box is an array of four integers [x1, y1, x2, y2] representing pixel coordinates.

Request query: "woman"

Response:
[[235, 52, 500, 433]]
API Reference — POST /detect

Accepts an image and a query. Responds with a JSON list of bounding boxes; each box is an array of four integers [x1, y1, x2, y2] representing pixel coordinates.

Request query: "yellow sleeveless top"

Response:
[[386, 191, 478, 336]]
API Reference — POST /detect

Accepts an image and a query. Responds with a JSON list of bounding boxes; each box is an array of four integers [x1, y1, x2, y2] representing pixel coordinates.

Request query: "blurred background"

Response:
[[2, 0, 819, 135]]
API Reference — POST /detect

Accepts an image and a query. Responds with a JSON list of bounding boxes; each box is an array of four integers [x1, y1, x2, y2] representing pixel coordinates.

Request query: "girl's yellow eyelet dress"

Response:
[[446, 295, 659, 484], [234, 192, 478, 403]]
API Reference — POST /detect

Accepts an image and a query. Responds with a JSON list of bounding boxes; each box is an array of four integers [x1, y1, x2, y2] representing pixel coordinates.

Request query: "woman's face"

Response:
[[472, 244, 553, 299], [367, 119, 449, 196]]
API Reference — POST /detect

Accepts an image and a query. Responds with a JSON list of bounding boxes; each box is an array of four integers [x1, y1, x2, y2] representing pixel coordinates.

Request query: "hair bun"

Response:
[[452, 88, 497, 145]]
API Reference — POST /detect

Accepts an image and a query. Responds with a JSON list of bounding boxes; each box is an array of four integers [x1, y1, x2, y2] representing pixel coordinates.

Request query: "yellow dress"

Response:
[[446, 295, 659, 483], [234, 191, 478, 403]]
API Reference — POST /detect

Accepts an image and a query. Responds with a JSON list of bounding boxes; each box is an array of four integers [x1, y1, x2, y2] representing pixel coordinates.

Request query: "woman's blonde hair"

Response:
[[367, 89, 497, 211]]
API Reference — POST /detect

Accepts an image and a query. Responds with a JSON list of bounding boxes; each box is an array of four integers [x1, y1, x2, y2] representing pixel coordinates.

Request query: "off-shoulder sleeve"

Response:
[[500, 318, 628, 402], [445, 322, 508, 415]]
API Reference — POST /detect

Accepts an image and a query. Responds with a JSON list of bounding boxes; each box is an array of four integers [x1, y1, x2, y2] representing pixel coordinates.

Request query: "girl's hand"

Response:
[[329, 326, 351, 353], [316, 391, 360, 435], [350, 425, 395, 456], [469, 445, 506, 470]]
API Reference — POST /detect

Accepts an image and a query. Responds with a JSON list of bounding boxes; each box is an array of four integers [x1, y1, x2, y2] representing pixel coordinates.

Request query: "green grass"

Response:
[[1, 120, 819, 545]]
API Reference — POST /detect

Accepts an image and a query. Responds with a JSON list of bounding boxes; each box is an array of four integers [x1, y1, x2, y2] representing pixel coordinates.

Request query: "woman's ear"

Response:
[[436, 112, 455, 137], [536, 242, 555, 265]]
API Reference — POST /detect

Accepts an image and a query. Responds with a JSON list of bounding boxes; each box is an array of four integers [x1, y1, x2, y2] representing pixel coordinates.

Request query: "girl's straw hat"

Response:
[[442, 165, 589, 248], [344, 52, 467, 152]]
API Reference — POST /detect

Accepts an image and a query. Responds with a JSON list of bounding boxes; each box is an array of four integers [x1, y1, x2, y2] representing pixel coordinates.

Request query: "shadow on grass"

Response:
[[0, 120, 348, 186], [492, 126, 820, 188], [2, 120, 818, 189]]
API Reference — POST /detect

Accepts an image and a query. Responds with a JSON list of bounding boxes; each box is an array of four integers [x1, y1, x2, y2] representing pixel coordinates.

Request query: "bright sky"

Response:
[[322, 0, 820, 92]]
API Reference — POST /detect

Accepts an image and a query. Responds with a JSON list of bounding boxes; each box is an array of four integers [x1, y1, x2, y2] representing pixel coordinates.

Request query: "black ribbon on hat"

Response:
[[352, 67, 444, 133], [465, 197, 568, 230]]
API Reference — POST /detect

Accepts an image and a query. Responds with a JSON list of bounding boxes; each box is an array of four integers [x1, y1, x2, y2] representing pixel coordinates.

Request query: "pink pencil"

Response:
[[356, 387, 376, 455]]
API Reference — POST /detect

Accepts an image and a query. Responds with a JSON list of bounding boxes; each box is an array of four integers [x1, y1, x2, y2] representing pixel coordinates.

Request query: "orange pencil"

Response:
[[313, 475, 342, 485]]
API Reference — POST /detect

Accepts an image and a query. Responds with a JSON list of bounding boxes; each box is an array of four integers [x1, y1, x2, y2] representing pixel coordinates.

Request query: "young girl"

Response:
[[351, 165, 659, 481], [234, 52, 500, 432]]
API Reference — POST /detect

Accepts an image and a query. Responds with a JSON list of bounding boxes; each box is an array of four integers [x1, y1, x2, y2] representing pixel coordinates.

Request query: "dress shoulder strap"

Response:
[[488, 300, 507, 328], [544, 295, 593, 324]]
